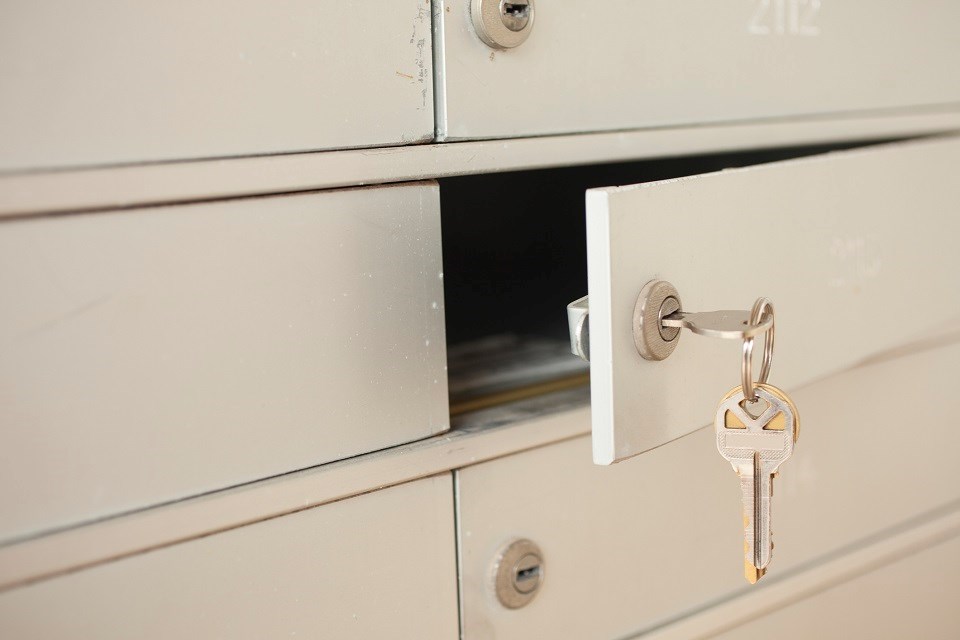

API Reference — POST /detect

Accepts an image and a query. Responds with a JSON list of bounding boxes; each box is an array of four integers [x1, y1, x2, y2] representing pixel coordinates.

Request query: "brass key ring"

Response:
[[741, 298, 775, 402]]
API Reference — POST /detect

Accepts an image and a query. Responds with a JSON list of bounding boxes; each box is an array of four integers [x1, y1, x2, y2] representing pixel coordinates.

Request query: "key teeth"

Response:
[[744, 562, 766, 584]]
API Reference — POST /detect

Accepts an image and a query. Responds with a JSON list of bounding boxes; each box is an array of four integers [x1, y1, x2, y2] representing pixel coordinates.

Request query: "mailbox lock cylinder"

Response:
[[472, 0, 535, 49], [492, 538, 545, 608]]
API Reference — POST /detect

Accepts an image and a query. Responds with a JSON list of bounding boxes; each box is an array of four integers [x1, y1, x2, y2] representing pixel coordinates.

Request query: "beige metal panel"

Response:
[[435, 0, 960, 140], [0, 0, 432, 172], [644, 507, 960, 640], [708, 535, 960, 640], [457, 341, 960, 639], [0, 182, 448, 543], [2, 109, 959, 219], [587, 135, 960, 463], [0, 474, 459, 639], [1, 329, 957, 590], [0, 387, 590, 591]]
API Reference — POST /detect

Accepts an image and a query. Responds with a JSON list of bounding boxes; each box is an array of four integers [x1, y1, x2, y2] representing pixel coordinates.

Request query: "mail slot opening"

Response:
[[438, 139, 891, 417]]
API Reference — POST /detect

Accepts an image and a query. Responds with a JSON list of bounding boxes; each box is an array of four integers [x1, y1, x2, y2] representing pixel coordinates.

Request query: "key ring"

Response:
[[741, 298, 775, 403]]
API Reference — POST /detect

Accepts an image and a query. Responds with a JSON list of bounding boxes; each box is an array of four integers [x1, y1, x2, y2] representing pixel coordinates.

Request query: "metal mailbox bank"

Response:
[[2, 1, 959, 637]]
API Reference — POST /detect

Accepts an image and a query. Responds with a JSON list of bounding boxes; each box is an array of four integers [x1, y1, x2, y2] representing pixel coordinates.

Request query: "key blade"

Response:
[[755, 464, 775, 572], [737, 456, 759, 583], [738, 453, 775, 584]]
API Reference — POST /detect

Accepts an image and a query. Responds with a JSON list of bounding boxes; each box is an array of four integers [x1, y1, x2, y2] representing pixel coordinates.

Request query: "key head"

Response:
[[715, 383, 799, 471]]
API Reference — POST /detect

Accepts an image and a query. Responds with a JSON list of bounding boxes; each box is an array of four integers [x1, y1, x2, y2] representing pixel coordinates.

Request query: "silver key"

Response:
[[715, 383, 799, 583]]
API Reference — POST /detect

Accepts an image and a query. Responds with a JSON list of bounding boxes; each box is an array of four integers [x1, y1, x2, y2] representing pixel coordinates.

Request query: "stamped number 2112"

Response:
[[749, 0, 821, 36]]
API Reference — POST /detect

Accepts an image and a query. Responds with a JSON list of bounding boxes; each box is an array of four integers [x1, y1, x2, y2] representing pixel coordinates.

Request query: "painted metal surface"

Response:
[[0, 475, 459, 639], [457, 342, 960, 639], [587, 136, 960, 464], [2, 109, 958, 218], [0, 0, 433, 171], [0, 182, 448, 542], [643, 508, 960, 640], [0, 387, 590, 591], [709, 534, 960, 640], [435, 0, 960, 140]]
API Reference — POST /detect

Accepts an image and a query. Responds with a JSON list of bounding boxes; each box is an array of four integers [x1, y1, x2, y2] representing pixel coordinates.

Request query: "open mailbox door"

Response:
[[582, 136, 960, 464]]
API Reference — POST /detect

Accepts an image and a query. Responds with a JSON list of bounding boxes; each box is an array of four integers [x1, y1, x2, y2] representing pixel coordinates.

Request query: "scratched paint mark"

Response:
[[408, 0, 431, 109], [19, 294, 114, 339], [828, 237, 881, 290], [749, 0, 821, 36]]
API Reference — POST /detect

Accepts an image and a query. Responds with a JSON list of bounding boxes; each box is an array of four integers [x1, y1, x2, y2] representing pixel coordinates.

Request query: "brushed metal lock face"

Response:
[[633, 280, 682, 361], [493, 539, 544, 608], [472, 0, 535, 49]]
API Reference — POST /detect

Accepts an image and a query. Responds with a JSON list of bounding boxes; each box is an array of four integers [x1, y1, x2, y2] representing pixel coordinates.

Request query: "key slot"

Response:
[[502, 2, 529, 18], [513, 557, 542, 594]]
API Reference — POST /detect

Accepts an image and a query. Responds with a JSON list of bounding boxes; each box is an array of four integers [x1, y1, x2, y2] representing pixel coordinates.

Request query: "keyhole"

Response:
[[500, 1, 531, 31], [512, 553, 543, 594], [493, 539, 544, 608]]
